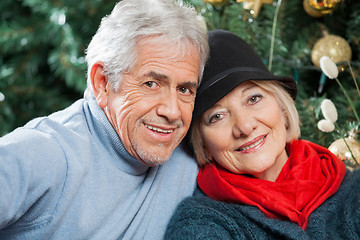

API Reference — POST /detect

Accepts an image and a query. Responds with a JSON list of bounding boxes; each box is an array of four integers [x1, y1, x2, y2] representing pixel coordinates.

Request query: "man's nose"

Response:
[[156, 90, 181, 122]]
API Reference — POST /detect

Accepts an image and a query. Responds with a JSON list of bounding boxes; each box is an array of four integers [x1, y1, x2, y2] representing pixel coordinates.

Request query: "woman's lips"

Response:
[[236, 135, 267, 152]]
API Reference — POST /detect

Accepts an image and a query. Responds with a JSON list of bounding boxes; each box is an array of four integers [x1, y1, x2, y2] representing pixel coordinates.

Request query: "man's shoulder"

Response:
[[164, 141, 198, 173], [23, 99, 86, 131], [0, 99, 90, 155], [170, 141, 194, 159]]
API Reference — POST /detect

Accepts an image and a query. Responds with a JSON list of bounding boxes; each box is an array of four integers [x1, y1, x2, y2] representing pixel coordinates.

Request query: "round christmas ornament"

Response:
[[303, 0, 325, 18], [308, 0, 343, 14], [329, 129, 360, 169], [204, 0, 229, 7], [236, 0, 273, 18], [311, 33, 352, 69]]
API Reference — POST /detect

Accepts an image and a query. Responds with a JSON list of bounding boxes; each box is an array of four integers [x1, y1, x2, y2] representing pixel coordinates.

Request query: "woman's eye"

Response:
[[248, 95, 262, 104], [209, 113, 222, 123]]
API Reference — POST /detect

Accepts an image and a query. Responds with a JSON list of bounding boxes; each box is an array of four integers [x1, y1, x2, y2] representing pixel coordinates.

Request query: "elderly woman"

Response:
[[165, 30, 360, 239]]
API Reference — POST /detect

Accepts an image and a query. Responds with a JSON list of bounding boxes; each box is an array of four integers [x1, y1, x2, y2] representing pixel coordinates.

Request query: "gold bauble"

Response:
[[329, 131, 360, 169], [236, 0, 273, 18], [303, 0, 325, 18], [308, 0, 343, 14], [204, 0, 228, 7], [311, 34, 352, 69]]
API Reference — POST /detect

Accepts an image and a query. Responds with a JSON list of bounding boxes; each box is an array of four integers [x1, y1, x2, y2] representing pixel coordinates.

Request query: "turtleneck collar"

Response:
[[86, 98, 151, 175]]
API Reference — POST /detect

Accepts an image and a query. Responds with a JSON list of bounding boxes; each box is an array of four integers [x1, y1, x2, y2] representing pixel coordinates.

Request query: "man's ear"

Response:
[[90, 62, 109, 109]]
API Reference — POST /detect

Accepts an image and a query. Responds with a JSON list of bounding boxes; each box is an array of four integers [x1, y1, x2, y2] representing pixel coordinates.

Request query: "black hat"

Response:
[[193, 30, 297, 121]]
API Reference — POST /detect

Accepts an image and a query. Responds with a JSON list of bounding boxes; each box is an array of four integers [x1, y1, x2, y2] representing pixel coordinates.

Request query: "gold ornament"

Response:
[[236, 0, 273, 18], [303, 0, 325, 18], [308, 0, 343, 14], [311, 33, 352, 69], [204, 0, 229, 7], [329, 129, 360, 169]]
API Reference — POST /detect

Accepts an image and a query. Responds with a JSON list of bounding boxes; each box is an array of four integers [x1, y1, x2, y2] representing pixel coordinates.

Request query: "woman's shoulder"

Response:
[[177, 189, 234, 213], [337, 167, 360, 202], [173, 193, 220, 214], [166, 194, 306, 240], [166, 195, 244, 240], [341, 167, 360, 190]]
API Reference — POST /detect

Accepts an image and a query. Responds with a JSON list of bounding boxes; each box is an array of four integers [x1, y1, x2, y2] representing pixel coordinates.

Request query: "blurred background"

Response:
[[1, 0, 359, 165]]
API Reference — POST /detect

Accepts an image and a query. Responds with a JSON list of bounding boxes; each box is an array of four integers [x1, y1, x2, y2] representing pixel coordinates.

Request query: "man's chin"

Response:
[[138, 153, 171, 167], [134, 144, 175, 166], [130, 133, 184, 166]]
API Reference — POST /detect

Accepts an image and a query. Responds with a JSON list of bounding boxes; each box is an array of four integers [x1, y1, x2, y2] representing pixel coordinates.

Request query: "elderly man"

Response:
[[0, 0, 209, 239]]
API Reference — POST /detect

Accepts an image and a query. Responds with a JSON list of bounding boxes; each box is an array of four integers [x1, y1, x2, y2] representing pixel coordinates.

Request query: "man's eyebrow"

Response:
[[144, 71, 169, 80], [144, 71, 198, 88], [182, 81, 198, 89]]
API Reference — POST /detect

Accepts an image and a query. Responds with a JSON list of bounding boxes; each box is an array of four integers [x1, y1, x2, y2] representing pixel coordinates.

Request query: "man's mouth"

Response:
[[145, 124, 174, 134], [237, 135, 266, 152]]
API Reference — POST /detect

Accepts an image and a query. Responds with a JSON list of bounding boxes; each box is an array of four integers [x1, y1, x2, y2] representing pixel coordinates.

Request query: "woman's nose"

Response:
[[232, 112, 257, 138]]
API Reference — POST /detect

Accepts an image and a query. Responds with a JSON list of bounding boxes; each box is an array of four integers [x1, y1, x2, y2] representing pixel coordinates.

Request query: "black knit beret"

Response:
[[193, 30, 297, 121]]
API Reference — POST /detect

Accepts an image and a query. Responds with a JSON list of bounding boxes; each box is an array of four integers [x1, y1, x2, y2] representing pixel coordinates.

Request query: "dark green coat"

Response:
[[166, 168, 360, 240]]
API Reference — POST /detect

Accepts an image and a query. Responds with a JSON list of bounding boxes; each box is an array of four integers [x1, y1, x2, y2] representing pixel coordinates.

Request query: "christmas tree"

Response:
[[1, 0, 359, 164], [0, 0, 118, 135]]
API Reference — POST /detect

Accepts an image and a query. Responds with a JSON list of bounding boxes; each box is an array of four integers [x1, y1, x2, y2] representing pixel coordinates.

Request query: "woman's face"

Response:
[[200, 81, 289, 181]]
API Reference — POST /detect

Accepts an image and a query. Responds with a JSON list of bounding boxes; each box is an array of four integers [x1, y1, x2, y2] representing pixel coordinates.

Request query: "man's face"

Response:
[[99, 39, 200, 166]]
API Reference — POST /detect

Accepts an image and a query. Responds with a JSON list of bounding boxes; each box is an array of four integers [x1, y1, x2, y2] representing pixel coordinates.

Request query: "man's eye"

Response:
[[178, 87, 191, 95], [144, 81, 157, 88]]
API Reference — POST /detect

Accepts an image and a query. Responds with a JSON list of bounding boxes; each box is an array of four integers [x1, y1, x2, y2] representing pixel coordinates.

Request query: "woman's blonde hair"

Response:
[[191, 80, 301, 166]]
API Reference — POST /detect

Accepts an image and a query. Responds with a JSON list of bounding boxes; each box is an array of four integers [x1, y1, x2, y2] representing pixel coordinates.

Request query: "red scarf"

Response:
[[197, 140, 346, 229]]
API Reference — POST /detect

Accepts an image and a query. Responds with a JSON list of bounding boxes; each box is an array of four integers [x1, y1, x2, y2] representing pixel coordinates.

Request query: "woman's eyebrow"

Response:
[[242, 85, 257, 94]]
